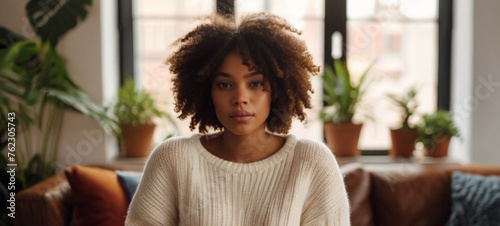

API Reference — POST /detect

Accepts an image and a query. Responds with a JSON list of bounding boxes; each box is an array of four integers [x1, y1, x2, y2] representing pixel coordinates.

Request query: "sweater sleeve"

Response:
[[300, 142, 351, 226], [125, 141, 179, 225]]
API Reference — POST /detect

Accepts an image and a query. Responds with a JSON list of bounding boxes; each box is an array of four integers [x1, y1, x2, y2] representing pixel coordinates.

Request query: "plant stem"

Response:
[[40, 102, 55, 167], [49, 107, 64, 177], [18, 122, 29, 189]]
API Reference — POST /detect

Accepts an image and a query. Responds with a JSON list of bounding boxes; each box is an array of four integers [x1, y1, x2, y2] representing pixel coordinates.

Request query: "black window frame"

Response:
[[118, 0, 135, 86]]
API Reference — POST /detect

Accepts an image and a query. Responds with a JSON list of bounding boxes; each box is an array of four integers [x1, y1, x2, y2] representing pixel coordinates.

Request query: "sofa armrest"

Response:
[[16, 174, 73, 226], [341, 163, 374, 226]]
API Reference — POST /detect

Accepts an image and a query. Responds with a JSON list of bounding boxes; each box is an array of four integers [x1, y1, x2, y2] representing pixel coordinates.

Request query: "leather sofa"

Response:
[[342, 162, 500, 226], [16, 161, 500, 226]]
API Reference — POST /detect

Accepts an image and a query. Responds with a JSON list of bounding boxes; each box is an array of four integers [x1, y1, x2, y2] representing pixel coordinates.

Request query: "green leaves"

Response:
[[320, 60, 374, 123], [114, 79, 170, 124], [387, 87, 419, 129], [1, 41, 76, 106], [109, 78, 178, 140], [47, 89, 119, 135], [26, 0, 93, 45], [416, 110, 460, 149], [1, 0, 97, 195], [1, 3, 97, 224], [0, 27, 26, 48]]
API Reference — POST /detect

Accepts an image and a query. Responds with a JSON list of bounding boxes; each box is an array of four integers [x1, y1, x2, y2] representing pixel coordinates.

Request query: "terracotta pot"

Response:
[[324, 122, 363, 157], [121, 123, 156, 158], [425, 136, 452, 158], [389, 128, 418, 158]]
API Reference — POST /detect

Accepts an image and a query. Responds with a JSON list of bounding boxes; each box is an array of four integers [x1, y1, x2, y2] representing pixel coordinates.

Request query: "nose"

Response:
[[233, 86, 248, 105]]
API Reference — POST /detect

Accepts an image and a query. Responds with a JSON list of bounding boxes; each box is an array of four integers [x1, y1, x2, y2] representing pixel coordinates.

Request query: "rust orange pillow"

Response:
[[65, 166, 128, 226]]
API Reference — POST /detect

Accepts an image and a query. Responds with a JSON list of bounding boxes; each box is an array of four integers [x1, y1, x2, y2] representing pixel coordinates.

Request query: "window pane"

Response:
[[347, 14, 438, 150], [135, 0, 214, 17], [134, 20, 214, 139], [400, 0, 437, 20], [234, 0, 265, 15], [133, 0, 216, 143], [269, 0, 324, 19], [235, 0, 324, 19], [347, 0, 438, 150], [287, 20, 324, 142], [348, 0, 438, 21], [348, 0, 376, 19]]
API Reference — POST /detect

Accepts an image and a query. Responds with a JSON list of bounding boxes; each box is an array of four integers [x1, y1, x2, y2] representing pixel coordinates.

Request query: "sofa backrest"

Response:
[[369, 164, 453, 226], [368, 163, 500, 226]]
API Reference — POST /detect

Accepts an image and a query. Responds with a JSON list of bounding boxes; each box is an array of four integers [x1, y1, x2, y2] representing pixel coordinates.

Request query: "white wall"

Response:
[[470, 0, 500, 164], [0, 0, 119, 170], [0, 0, 30, 37], [450, 0, 474, 162], [451, 0, 500, 164]]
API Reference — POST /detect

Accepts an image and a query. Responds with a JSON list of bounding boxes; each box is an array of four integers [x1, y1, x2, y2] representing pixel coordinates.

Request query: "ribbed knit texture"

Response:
[[125, 134, 350, 226]]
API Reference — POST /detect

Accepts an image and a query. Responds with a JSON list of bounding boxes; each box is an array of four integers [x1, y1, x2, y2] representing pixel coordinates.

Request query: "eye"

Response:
[[217, 82, 232, 88], [249, 81, 264, 87]]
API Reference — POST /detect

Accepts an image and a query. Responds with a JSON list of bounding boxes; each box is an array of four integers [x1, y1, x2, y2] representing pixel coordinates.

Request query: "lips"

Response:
[[230, 110, 254, 123]]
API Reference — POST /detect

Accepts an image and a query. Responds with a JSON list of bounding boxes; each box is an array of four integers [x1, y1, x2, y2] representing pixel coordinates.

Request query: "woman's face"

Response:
[[211, 50, 272, 136]]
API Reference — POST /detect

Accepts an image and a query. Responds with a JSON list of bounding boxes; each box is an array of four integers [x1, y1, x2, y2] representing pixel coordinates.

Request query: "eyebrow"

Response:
[[213, 71, 263, 79]]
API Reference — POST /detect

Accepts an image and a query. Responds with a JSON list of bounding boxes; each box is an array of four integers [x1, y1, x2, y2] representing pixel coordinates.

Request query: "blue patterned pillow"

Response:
[[446, 172, 500, 226], [115, 171, 142, 203]]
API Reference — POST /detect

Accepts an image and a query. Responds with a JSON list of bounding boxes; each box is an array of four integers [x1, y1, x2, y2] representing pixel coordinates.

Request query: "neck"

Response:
[[212, 130, 284, 163]]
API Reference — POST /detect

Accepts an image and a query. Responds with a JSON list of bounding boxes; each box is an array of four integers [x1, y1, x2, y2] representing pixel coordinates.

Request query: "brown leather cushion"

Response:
[[341, 163, 374, 226], [65, 165, 128, 226]]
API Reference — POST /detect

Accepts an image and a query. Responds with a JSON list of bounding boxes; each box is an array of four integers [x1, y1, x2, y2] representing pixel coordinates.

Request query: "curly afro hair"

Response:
[[167, 12, 320, 134]]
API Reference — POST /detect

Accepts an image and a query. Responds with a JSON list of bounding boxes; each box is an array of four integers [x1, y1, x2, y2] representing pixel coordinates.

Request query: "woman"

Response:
[[125, 12, 350, 226]]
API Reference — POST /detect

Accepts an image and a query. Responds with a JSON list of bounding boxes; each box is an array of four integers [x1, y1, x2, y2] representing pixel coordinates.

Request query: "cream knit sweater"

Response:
[[125, 134, 350, 226]]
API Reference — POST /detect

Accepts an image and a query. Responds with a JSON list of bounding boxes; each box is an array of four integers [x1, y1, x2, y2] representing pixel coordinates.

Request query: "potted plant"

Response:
[[416, 110, 460, 157], [111, 78, 176, 158], [0, 1, 108, 224], [387, 87, 419, 157], [320, 60, 374, 157], [0, 1, 99, 187]]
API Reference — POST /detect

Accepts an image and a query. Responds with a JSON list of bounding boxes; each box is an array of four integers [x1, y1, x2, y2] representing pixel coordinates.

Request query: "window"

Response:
[[347, 0, 439, 150], [131, 0, 215, 140], [125, 0, 326, 143], [325, 0, 451, 152], [120, 0, 451, 151]]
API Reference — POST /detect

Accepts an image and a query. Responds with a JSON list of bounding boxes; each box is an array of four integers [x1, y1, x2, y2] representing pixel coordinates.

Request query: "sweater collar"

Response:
[[192, 133, 297, 173]]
